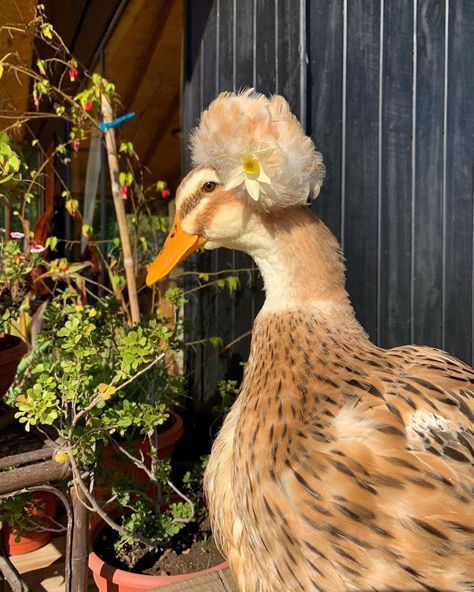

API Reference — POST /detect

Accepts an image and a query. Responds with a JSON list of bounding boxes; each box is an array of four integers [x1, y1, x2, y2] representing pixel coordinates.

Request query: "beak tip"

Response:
[[145, 273, 158, 288]]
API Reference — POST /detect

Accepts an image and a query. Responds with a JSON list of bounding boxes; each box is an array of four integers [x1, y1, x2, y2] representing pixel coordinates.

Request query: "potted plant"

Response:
[[88, 457, 228, 592], [0, 489, 58, 555], [12, 295, 227, 590], [0, 8, 234, 587], [0, 134, 38, 397]]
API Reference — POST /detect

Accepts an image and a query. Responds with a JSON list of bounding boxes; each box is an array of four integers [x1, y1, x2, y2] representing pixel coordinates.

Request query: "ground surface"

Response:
[[7, 533, 98, 592]]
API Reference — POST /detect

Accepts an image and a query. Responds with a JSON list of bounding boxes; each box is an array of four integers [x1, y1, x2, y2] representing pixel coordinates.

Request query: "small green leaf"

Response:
[[41, 23, 54, 39], [45, 236, 58, 251], [209, 336, 223, 349], [81, 224, 93, 237]]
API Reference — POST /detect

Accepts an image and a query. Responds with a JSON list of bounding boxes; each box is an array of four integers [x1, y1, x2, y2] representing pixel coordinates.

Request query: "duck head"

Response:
[[146, 90, 326, 288]]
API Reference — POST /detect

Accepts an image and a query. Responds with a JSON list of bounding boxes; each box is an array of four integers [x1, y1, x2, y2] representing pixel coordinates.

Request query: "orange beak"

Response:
[[146, 213, 206, 286]]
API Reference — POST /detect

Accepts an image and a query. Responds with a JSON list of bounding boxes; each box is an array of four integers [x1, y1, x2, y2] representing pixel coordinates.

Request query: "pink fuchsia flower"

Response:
[[85, 100, 93, 112], [120, 185, 128, 199], [68, 67, 78, 82], [30, 239, 46, 253], [10, 231, 25, 239], [161, 188, 171, 199], [33, 94, 40, 109], [72, 139, 80, 153]]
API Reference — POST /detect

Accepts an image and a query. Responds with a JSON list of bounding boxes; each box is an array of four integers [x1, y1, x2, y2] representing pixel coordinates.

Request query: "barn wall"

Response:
[[183, 0, 474, 409]]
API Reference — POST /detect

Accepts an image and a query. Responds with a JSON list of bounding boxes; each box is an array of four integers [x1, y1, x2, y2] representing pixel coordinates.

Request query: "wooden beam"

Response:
[[0, 447, 54, 471], [0, 461, 71, 496]]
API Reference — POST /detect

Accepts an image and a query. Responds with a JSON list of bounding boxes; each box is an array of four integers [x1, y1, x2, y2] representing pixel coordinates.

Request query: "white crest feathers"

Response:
[[190, 89, 325, 209]]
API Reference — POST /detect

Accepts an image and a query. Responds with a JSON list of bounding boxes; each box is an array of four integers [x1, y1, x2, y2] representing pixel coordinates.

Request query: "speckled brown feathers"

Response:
[[205, 308, 474, 591], [176, 92, 474, 591]]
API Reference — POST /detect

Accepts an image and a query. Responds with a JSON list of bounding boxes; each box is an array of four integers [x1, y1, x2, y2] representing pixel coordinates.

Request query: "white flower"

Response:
[[224, 148, 273, 201]]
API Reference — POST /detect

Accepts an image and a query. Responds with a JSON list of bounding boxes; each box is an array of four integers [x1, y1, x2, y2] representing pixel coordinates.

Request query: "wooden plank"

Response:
[[277, 0, 303, 118], [343, 0, 381, 342], [150, 567, 238, 592], [215, 0, 239, 372], [0, 462, 71, 496], [256, 0, 277, 95], [234, 0, 254, 89], [10, 534, 98, 592], [378, 0, 413, 348], [413, 0, 446, 348], [224, 0, 259, 378], [307, 0, 344, 241], [182, 0, 210, 416], [195, 0, 224, 412], [444, 1, 474, 363]]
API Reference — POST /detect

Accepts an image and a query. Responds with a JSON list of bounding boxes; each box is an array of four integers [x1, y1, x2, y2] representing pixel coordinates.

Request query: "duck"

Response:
[[146, 90, 474, 592]]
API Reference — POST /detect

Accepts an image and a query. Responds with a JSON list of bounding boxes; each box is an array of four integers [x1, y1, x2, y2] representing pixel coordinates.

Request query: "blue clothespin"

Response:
[[99, 111, 136, 131]]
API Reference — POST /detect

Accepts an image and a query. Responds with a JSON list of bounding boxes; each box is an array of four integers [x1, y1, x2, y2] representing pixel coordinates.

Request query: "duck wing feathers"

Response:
[[224, 312, 474, 592]]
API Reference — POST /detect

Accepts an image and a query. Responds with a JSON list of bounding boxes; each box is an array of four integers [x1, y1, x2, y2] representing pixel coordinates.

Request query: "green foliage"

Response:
[[0, 493, 49, 541], [0, 6, 222, 569], [0, 232, 44, 332], [0, 134, 21, 184], [165, 287, 186, 307], [213, 379, 239, 417], [14, 298, 184, 452], [182, 455, 209, 495], [209, 336, 223, 349]]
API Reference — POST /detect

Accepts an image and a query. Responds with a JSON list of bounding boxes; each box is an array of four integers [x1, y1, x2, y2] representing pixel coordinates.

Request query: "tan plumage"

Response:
[[150, 92, 474, 591]]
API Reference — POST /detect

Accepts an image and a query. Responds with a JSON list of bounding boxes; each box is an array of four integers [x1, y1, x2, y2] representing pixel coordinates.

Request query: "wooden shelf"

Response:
[[9, 534, 97, 592]]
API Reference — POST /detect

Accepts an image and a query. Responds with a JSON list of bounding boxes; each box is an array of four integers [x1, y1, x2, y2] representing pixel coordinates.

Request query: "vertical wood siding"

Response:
[[183, 0, 474, 407]]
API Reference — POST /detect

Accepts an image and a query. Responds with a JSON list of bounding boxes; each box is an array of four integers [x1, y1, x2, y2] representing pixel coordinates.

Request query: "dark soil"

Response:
[[94, 516, 226, 576]]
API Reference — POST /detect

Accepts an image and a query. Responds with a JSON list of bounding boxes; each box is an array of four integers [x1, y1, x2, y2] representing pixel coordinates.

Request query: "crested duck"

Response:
[[146, 90, 474, 592]]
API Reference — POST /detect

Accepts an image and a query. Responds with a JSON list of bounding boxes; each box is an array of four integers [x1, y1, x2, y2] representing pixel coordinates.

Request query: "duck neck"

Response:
[[247, 207, 358, 324]]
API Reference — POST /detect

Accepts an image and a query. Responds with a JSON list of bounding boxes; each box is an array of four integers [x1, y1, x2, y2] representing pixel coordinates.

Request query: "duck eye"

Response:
[[202, 181, 217, 193]]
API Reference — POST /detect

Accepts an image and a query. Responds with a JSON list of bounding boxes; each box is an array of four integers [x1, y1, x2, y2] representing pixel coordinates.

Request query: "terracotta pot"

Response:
[[0, 334, 28, 398], [89, 520, 229, 592], [2, 492, 57, 556], [96, 412, 184, 496]]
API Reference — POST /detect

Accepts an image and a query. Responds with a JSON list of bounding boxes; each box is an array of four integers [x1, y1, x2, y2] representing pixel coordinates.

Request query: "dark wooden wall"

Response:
[[183, 0, 474, 409]]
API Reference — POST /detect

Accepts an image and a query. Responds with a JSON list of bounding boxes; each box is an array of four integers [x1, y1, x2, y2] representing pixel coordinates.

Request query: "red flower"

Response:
[[120, 185, 128, 199], [161, 188, 171, 199], [72, 139, 80, 153], [85, 100, 93, 112], [33, 94, 40, 108], [68, 67, 78, 82]]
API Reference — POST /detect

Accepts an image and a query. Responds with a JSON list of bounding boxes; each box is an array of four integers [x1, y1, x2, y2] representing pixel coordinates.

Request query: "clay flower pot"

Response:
[[2, 492, 57, 556], [0, 334, 28, 399], [88, 519, 229, 592]]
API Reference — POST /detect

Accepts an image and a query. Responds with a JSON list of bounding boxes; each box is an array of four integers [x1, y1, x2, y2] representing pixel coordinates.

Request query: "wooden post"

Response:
[[100, 95, 140, 325], [70, 485, 89, 592]]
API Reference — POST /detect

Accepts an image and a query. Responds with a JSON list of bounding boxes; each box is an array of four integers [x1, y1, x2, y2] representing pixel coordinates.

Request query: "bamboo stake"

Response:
[[70, 485, 89, 592], [100, 95, 140, 325]]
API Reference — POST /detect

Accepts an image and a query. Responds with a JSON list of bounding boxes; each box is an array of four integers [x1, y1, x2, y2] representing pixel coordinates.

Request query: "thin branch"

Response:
[[71, 353, 164, 428]]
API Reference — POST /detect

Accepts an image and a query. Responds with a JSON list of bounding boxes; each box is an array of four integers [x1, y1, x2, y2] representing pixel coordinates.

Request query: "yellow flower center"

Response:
[[242, 156, 260, 176]]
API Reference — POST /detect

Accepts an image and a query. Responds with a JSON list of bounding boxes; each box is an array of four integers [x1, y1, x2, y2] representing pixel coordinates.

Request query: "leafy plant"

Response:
[[0, 3, 252, 575], [0, 492, 46, 541]]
